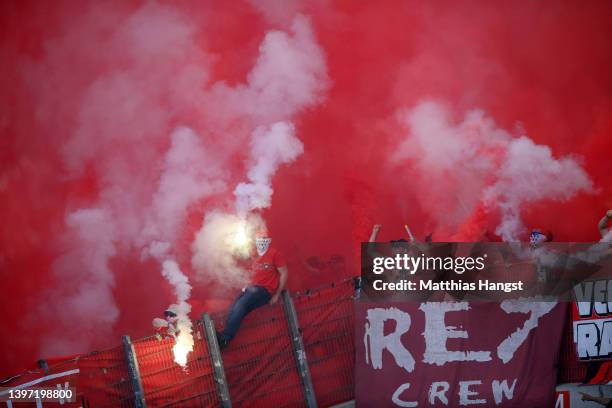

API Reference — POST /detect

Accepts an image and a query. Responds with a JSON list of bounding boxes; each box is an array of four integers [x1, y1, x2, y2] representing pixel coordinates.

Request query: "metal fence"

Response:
[[77, 345, 135, 407], [69, 277, 358, 407], [11, 277, 588, 407], [293, 281, 355, 406], [132, 322, 219, 407]]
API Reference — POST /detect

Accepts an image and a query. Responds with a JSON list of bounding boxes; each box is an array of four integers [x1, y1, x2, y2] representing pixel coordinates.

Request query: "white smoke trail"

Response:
[[140, 127, 224, 366], [191, 15, 328, 285], [139, 126, 226, 250], [160, 259, 193, 366], [31, 2, 214, 357], [234, 121, 304, 216], [395, 101, 594, 240], [145, 15, 328, 314], [32, 6, 327, 360], [204, 15, 328, 125]]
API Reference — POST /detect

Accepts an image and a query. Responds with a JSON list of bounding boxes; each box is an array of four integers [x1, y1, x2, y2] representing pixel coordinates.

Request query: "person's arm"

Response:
[[404, 225, 416, 242], [581, 392, 612, 406], [270, 266, 288, 304], [598, 210, 612, 238], [369, 224, 381, 242]]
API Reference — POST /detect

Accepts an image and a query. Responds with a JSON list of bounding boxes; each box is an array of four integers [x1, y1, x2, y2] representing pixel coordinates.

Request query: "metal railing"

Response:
[[119, 277, 357, 407], [8, 276, 587, 407]]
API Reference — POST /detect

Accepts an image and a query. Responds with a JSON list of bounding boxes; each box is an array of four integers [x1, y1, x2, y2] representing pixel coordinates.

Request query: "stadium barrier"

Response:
[[79, 277, 357, 407], [5, 277, 590, 407]]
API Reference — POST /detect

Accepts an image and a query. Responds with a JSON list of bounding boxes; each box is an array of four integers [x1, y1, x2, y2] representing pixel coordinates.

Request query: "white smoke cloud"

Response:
[[395, 101, 594, 240], [32, 3, 328, 360], [140, 126, 226, 251], [40, 208, 119, 356], [61, 3, 208, 176], [33, 3, 216, 358], [139, 126, 227, 366], [191, 15, 328, 285], [192, 211, 266, 287], [205, 14, 328, 126], [246, 15, 328, 120], [234, 121, 304, 215], [42, 125, 220, 362], [485, 136, 594, 240]]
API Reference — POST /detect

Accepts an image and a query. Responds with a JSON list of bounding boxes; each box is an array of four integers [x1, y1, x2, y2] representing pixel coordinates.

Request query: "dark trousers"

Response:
[[221, 285, 271, 341]]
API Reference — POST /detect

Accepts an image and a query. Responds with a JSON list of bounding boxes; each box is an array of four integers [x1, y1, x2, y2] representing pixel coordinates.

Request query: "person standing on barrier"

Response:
[[217, 227, 288, 350]]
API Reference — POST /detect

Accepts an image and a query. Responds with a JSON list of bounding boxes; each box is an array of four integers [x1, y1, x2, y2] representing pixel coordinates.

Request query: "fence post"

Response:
[[202, 313, 232, 408], [282, 290, 318, 408], [121, 335, 147, 408]]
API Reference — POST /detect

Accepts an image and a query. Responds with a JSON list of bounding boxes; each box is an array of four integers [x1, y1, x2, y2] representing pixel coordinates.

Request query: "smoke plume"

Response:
[[394, 101, 595, 241], [190, 15, 328, 289], [2, 1, 611, 375], [234, 121, 304, 216]]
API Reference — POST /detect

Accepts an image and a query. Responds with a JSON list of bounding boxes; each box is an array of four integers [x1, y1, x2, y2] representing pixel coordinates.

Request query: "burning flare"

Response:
[[172, 313, 194, 367], [233, 221, 250, 251], [160, 260, 194, 367]]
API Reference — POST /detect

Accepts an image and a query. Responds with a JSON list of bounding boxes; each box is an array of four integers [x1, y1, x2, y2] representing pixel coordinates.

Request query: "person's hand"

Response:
[[270, 293, 280, 304], [606, 209, 612, 218], [404, 225, 416, 242], [580, 392, 594, 402], [369, 224, 382, 243]]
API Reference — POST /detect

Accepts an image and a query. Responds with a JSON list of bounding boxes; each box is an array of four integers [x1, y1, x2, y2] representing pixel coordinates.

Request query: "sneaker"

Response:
[[215, 331, 229, 350]]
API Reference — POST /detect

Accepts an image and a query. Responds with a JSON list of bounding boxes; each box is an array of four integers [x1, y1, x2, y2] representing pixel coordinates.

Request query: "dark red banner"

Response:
[[356, 301, 567, 407]]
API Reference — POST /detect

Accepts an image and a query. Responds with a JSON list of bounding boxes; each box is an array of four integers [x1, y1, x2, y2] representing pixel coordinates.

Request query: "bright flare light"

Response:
[[172, 320, 194, 367], [173, 342, 189, 367], [234, 222, 249, 249], [227, 218, 256, 259]]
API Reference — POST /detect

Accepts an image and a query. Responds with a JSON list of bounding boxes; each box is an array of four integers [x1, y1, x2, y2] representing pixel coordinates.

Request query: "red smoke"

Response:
[[1, 0, 611, 375]]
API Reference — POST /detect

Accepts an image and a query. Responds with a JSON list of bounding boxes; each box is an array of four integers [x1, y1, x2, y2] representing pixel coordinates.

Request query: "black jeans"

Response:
[[220, 285, 271, 342]]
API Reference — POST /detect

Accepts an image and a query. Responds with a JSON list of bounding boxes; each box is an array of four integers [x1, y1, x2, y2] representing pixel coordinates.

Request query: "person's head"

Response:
[[164, 309, 178, 324], [391, 238, 409, 255], [529, 229, 553, 249], [255, 227, 271, 256]]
